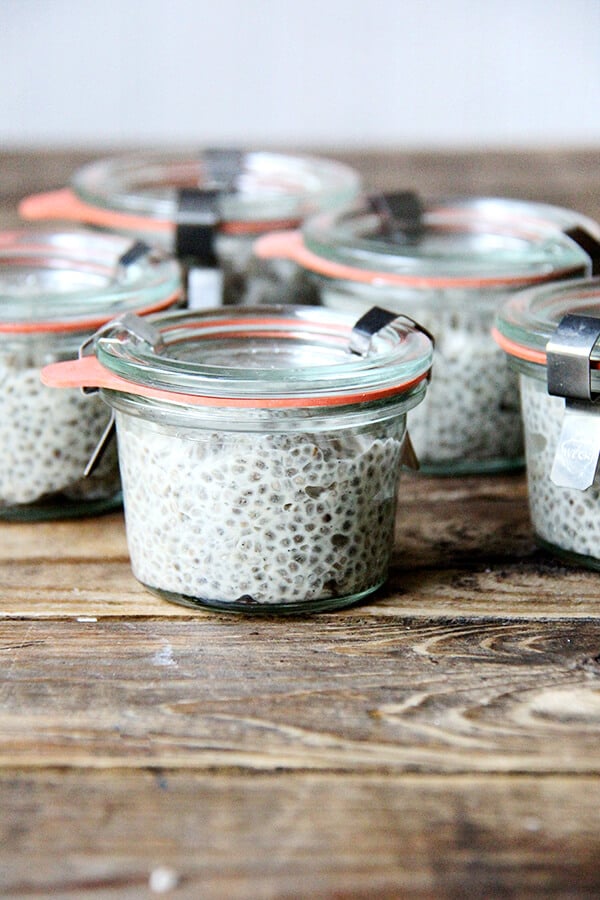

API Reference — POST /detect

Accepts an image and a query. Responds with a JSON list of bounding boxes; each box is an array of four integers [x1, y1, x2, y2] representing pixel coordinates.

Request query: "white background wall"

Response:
[[2, 0, 600, 149]]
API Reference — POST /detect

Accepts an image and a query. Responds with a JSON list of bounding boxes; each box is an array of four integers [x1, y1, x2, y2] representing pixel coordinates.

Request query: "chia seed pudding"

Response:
[[0, 354, 119, 516], [256, 196, 599, 474], [0, 228, 181, 520], [318, 282, 524, 471], [19, 150, 361, 307], [116, 415, 404, 609], [42, 305, 433, 613], [494, 276, 600, 569], [519, 374, 600, 565]]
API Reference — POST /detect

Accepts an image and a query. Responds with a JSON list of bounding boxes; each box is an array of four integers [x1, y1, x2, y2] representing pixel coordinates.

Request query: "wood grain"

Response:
[[1, 772, 599, 899], [2, 616, 600, 773], [2, 554, 600, 621], [0, 512, 128, 562]]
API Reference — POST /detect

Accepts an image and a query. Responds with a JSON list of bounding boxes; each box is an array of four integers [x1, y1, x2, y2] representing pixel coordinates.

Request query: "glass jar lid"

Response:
[[42, 305, 434, 409], [69, 149, 361, 232], [0, 228, 182, 333], [267, 195, 599, 288], [493, 276, 600, 370]]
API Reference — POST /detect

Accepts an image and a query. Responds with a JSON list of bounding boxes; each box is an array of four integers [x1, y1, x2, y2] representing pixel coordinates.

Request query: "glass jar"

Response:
[[256, 195, 600, 474], [42, 305, 433, 614], [494, 278, 600, 570], [18, 149, 361, 308], [0, 228, 182, 520]]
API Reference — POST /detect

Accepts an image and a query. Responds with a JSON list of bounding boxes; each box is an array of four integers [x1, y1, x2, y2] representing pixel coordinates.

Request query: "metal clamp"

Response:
[[367, 191, 424, 242], [115, 239, 153, 276], [546, 313, 600, 401], [564, 226, 600, 277], [174, 149, 242, 266], [78, 313, 164, 394], [175, 188, 221, 265], [78, 313, 165, 477], [203, 147, 243, 191], [348, 306, 433, 473], [546, 314, 600, 490], [349, 306, 435, 357]]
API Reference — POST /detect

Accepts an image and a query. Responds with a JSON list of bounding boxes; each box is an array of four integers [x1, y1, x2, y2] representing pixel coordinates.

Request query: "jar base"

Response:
[[0, 491, 123, 522], [140, 580, 386, 616], [535, 534, 600, 572]]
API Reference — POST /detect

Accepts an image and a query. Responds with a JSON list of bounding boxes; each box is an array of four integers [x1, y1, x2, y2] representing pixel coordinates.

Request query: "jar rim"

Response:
[[493, 276, 600, 372], [295, 196, 596, 286], [43, 305, 434, 409], [0, 228, 182, 332], [70, 150, 361, 230]]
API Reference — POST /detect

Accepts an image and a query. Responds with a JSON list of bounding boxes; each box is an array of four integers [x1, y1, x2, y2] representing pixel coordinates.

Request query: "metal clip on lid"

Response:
[[78, 305, 165, 397], [546, 314, 600, 491], [368, 191, 424, 242], [349, 306, 435, 358], [79, 311, 164, 371], [349, 306, 398, 356], [116, 239, 153, 274], [203, 147, 243, 191], [564, 227, 600, 277], [349, 305, 434, 471], [175, 188, 221, 265], [546, 314, 600, 401], [176, 190, 225, 308], [175, 148, 243, 266], [80, 313, 166, 477], [81, 312, 161, 403]]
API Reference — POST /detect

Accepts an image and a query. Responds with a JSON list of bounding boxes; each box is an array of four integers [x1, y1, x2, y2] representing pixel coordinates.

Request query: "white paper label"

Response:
[[187, 267, 224, 310], [550, 401, 600, 491]]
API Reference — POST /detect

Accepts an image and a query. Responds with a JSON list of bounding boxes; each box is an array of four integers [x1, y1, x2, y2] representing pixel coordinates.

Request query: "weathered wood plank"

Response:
[[3, 147, 600, 213], [1, 618, 600, 773], [0, 512, 128, 562], [1, 771, 599, 899], [1, 472, 597, 621], [1, 555, 600, 620]]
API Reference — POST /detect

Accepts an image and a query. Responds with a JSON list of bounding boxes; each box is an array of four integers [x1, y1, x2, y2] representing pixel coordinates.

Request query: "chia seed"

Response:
[[406, 301, 524, 471], [321, 284, 524, 473], [115, 413, 405, 610], [520, 374, 600, 565], [0, 360, 119, 514]]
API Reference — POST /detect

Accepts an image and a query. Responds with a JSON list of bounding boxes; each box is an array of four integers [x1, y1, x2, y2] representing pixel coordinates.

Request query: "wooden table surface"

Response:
[[1, 148, 600, 899]]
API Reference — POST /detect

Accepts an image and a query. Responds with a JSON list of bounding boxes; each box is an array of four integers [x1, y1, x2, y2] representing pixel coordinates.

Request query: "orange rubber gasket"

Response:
[[18, 188, 301, 236], [0, 291, 181, 334], [254, 230, 582, 290], [491, 326, 600, 369], [41, 354, 431, 408]]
